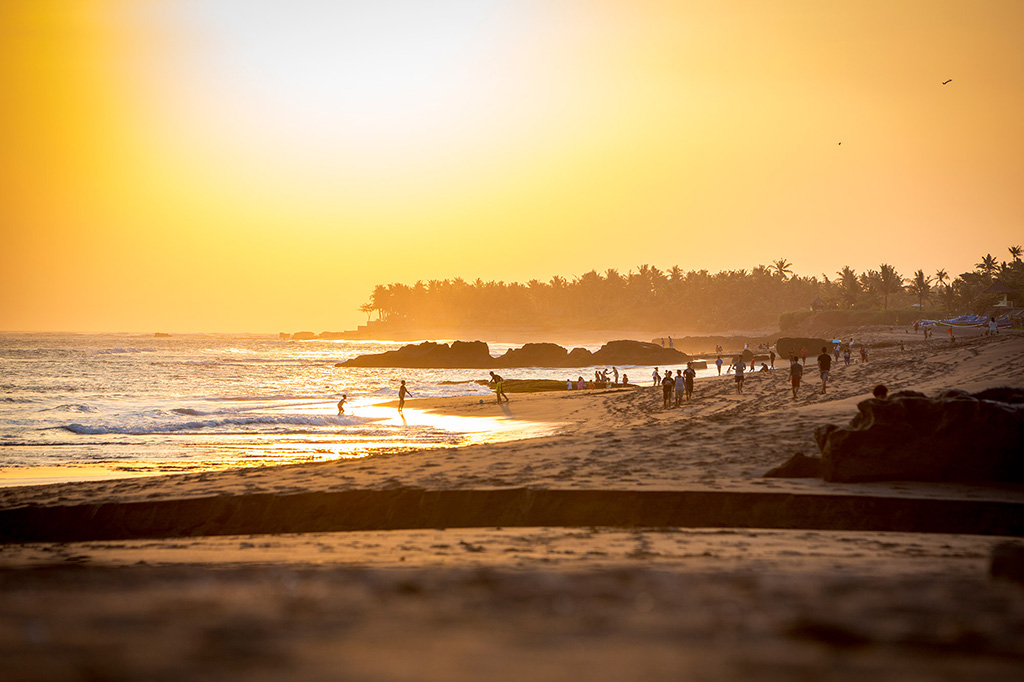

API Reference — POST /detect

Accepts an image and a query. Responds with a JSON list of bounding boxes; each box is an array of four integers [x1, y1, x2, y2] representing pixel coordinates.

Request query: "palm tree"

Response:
[[876, 263, 904, 310], [906, 269, 933, 307], [358, 302, 374, 323], [836, 266, 861, 306], [976, 254, 998, 278], [1010, 245, 1022, 262], [771, 258, 793, 280], [934, 268, 948, 289]]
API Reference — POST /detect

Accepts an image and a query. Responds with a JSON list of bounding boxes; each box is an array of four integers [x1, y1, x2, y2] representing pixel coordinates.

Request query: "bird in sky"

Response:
[[942, 79, 953, 85]]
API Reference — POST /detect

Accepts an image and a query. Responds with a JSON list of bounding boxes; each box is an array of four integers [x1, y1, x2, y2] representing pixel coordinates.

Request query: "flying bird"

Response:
[[942, 79, 952, 85]]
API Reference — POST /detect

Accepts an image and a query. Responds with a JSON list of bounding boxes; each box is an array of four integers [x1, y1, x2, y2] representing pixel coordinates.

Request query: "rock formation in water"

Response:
[[341, 339, 690, 369]]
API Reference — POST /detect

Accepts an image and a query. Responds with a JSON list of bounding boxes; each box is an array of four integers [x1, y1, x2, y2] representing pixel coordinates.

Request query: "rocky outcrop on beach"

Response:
[[775, 337, 831, 360], [813, 387, 1024, 483], [341, 339, 690, 368]]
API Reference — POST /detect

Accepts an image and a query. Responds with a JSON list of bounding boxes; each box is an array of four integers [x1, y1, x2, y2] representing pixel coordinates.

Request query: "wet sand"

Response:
[[2, 327, 1023, 680]]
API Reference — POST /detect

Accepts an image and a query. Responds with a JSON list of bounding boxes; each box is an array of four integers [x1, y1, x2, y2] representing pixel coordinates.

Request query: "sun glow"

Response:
[[2, 1, 1022, 333]]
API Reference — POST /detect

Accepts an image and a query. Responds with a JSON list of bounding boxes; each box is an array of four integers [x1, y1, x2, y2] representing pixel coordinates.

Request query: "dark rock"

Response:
[[764, 453, 822, 478], [973, 386, 1024, 405], [776, 337, 829, 361], [495, 343, 569, 368], [567, 347, 595, 365], [990, 542, 1024, 583], [591, 340, 689, 366], [342, 341, 493, 368], [814, 389, 1024, 483]]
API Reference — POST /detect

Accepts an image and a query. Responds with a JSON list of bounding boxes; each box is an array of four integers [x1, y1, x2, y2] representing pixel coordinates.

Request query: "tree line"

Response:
[[360, 247, 1023, 332]]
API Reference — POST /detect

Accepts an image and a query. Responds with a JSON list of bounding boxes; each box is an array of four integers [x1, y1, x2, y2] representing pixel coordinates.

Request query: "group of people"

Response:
[[786, 346, 833, 398], [366, 336, 883, 416], [653, 365, 698, 406]]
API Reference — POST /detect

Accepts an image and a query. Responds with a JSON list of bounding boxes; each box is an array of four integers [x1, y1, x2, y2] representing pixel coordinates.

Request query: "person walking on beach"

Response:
[[816, 346, 832, 394], [731, 357, 746, 394], [769, 349, 776, 369], [715, 356, 723, 376], [843, 347, 851, 367], [489, 371, 510, 404], [613, 366, 619, 384], [789, 356, 803, 399], [337, 394, 347, 415], [398, 380, 412, 413], [800, 347, 808, 365], [683, 362, 696, 402], [652, 368, 661, 388], [662, 371, 675, 408], [674, 369, 685, 407]]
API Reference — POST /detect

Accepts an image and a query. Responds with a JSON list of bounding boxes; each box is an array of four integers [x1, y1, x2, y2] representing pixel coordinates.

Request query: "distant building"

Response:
[[983, 279, 1014, 308]]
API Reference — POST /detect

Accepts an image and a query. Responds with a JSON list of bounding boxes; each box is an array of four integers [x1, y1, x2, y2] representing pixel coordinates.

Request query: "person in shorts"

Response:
[[683, 362, 696, 402], [816, 346, 832, 394], [789, 356, 803, 399], [731, 357, 746, 394]]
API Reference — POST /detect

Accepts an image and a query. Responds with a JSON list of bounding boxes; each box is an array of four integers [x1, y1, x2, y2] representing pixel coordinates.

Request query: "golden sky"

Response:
[[2, 0, 1022, 333]]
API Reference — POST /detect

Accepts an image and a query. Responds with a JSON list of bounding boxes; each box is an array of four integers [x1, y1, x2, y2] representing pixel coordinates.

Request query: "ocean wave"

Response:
[[60, 413, 382, 436], [47, 404, 97, 413], [95, 347, 156, 355]]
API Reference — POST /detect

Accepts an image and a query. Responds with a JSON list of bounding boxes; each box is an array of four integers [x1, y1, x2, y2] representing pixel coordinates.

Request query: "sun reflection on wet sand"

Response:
[[0, 404, 561, 488]]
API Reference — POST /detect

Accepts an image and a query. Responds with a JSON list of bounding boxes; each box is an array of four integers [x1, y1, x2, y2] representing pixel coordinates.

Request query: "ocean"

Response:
[[0, 334, 630, 486], [0, 333, 725, 487]]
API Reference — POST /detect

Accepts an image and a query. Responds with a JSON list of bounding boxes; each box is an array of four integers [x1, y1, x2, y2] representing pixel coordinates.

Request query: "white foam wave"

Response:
[[61, 413, 381, 435]]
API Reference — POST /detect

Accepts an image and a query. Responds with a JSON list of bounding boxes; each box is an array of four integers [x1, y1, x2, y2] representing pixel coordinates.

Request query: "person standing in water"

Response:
[[398, 380, 412, 413], [337, 394, 347, 415]]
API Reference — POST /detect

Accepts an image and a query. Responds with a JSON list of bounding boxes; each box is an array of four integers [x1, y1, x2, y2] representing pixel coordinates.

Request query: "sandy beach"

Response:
[[2, 326, 1024, 680]]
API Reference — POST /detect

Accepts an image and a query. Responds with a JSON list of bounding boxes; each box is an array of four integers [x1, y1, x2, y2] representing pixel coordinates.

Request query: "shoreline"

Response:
[[3, 327, 1024, 680], [3, 329, 1022, 510]]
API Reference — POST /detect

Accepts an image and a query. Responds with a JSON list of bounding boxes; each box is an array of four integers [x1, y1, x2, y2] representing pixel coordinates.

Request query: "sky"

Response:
[[1, 0, 1022, 333]]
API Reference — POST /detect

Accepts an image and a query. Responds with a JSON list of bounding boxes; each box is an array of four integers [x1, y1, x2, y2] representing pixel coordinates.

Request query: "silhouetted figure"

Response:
[[789, 356, 803, 399], [872, 384, 888, 399], [662, 372, 675, 408], [398, 380, 411, 412], [337, 394, 347, 415], [674, 370, 685, 407], [715, 355, 723, 376], [817, 346, 832, 394], [683, 362, 696, 402], [489, 371, 509, 404]]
